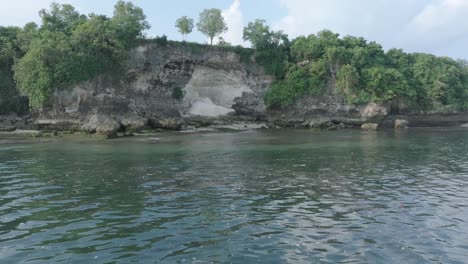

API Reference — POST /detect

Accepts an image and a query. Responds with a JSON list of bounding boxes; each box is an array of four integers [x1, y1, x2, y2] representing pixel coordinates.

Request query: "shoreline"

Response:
[[0, 117, 467, 140]]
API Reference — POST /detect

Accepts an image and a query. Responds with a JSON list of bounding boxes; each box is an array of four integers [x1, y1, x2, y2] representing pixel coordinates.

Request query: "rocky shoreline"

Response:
[[2, 43, 467, 138], [1, 111, 467, 139]]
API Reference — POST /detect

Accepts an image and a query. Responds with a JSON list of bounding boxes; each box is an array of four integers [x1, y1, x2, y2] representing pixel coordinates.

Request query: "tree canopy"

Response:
[[196, 9, 227, 45], [260, 27, 468, 111], [243, 19, 290, 79], [175, 16, 194, 41], [9, 1, 150, 108]]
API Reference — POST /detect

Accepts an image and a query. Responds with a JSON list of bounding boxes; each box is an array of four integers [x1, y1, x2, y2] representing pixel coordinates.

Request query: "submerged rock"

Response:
[[361, 123, 379, 131], [395, 119, 409, 129], [148, 118, 183, 131]]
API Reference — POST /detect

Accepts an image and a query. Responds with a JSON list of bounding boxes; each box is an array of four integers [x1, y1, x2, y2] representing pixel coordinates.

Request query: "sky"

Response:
[[1, 0, 468, 59]]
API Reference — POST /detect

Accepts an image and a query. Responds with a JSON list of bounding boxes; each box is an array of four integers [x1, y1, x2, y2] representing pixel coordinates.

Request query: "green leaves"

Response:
[[243, 19, 289, 79], [112, 1, 150, 47], [39, 3, 86, 35], [10, 1, 150, 109], [175, 16, 194, 41], [196, 9, 227, 45], [265, 64, 326, 108], [363, 67, 410, 102], [263, 28, 468, 110]]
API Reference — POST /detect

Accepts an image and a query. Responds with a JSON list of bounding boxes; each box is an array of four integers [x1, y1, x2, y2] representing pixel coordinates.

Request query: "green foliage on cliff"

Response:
[[243, 25, 468, 110], [0, 26, 21, 98], [243, 19, 290, 79], [7, 1, 149, 109], [0, 26, 30, 114]]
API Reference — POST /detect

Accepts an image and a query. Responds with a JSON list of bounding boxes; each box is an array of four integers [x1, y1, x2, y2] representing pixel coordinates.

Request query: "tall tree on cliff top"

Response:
[[175, 16, 194, 41], [39, 3, 86, 34], [196, 9, 227, 45], [112, 0, 150, 47]]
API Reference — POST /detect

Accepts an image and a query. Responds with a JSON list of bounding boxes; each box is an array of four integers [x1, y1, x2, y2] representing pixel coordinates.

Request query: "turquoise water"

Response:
[[0, 129, 468, 263]]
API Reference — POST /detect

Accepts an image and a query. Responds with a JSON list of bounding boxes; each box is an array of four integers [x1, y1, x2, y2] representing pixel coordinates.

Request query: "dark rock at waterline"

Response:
[[378, 117, 395, 129], [148, 118, 183, 131], [393, 114, 468, 127], [120, 116, 147, 132], [0, 126, 16, 132], [82, 114, 122, 137], [361, 123, 379, 131], [395, 119, 409, 129]]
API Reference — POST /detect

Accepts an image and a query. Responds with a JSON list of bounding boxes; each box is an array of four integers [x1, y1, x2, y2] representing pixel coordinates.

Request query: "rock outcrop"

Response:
[[394, 119, 409, 129], [82, 114, 122, 137], [361, 123, 379, 131], [32, 43, 271, 134], [5, 42, 466, 135]]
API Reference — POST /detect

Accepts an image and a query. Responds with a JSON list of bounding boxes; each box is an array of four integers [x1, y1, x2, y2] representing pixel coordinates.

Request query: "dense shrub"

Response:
[[242, 25, 468, 111], [11, 1, 150, 109]]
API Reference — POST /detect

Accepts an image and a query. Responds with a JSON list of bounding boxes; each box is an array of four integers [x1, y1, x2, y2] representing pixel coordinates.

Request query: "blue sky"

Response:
[[1, 0, 468, 59]]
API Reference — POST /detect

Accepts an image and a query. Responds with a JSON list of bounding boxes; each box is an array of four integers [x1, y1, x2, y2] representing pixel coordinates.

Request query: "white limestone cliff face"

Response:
[[183, 66, 252, 117], [36, 43, 270, 132]]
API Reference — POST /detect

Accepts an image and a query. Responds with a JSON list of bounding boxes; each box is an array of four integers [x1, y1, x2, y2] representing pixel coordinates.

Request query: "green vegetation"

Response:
[[0, 26, 29, 114], [175, 16, 194, 41], [196, 9, 228, 45], [0, 2, 466, 114], [243, 25, 468, 110], [1, 1, 149, 109], [243, 19, 290, 79]]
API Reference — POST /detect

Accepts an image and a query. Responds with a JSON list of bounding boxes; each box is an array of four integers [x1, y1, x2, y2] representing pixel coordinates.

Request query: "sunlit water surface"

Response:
[[0, 129, 468, 263]]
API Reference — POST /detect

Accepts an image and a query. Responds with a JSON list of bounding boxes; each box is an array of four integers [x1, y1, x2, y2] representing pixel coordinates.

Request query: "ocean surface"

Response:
[[0, 128, 467, 263]]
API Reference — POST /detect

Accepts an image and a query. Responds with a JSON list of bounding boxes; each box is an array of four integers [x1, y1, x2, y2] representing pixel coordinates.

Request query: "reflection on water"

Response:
[[0, 129, 468, 263]]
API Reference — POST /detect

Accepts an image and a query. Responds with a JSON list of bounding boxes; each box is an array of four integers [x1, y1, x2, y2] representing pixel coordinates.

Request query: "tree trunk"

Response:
[[210, 36, 213, 45]]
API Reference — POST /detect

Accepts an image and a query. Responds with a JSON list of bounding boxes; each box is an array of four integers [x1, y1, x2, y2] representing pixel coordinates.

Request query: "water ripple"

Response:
[[0, 129, 467, 263]]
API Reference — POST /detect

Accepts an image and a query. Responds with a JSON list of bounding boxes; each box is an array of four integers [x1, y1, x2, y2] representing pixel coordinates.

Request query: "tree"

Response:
[[175, 16, 194, 41], [0, 26, 21, 98], [364, 67, 410, 102], [39, 3, 86, 34], [72, 14, 126, 79], [14, 1, 150, 108], [112, 0, 150, 47], [243, 19, 289, 78], [243, 19, 271, 48], [196, 9, 227, 45], [337, 65, 361, 103], [14, 31, 77, 108], [16, 22, 39, 53]]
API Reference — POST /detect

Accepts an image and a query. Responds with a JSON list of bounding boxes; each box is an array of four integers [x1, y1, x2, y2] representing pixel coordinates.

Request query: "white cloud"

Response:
[[403, 0, 468, 52], [222, 0, 246, 46], [274, 0, 468, 59]]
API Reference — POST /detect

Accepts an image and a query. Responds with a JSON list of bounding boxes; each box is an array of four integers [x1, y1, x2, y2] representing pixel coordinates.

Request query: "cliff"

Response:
[[3, 42, 468, 136]]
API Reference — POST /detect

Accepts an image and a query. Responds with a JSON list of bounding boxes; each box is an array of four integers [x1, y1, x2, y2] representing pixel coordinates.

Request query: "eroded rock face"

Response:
[[26, 43, 467, 133], [35, 43, 270, 134], [182, 66, 252, 117], [361, 102, 389, 122]]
